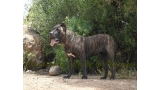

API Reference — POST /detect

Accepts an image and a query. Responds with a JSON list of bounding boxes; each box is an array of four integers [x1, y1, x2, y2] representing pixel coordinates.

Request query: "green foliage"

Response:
[[27, 52, 36, 59], [23, 52, 46, 70], [24, 0, 137, 77], [65, 16, 93, 36], [116, 67, 137, 79]]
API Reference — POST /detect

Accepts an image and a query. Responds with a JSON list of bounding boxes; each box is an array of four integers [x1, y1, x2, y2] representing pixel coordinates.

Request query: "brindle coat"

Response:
[[50, 22, 115, 79]]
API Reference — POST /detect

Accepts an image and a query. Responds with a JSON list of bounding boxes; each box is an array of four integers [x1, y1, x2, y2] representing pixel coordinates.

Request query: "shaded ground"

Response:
[[23, 70, 137, 90]]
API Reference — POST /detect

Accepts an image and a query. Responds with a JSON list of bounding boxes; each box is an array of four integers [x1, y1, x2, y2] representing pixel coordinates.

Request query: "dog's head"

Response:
[[50, 22, 67, 46]]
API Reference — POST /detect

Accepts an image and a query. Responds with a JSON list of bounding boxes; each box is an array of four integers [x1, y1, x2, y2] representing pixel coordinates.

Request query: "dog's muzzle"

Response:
[[50, 32, 59, 46]]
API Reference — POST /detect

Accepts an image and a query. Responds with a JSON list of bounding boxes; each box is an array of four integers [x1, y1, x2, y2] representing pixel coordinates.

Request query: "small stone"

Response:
[[49, 66, 62, 76]]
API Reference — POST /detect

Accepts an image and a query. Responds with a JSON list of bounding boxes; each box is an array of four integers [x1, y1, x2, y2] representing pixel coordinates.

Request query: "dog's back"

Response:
[[84, 34, 115, 58]]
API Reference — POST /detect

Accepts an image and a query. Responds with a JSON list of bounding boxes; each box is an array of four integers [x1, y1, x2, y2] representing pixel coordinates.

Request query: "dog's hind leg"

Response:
[[107, 47, 115, 80], [108, 52, 115, 80], [109, 58, 115, 80], [99, 53, 108, 79]]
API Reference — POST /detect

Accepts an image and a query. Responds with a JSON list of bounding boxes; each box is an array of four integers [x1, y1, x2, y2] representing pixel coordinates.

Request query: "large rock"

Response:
[[49, 66, 62, 76], [23, 25, 44, 71]]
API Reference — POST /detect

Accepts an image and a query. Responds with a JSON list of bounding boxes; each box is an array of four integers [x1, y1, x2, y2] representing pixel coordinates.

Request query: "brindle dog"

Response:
[[50, 22, 116, 79]]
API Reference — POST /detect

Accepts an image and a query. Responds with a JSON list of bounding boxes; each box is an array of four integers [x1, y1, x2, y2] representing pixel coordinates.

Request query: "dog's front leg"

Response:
[[63, 57, 74, 79], [80, 56, 88, 79]]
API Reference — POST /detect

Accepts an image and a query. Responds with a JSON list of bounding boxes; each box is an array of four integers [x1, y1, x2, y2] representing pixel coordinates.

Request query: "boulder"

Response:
[[49, 66, 62, 76], [23, 25, 44, 71]]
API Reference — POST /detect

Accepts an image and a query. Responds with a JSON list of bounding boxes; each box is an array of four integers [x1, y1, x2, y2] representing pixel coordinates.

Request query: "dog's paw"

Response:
[[82, 75, 88, 79], [110, 77, 115, 80], [100, 77, 107, 79], [63, 76, 70, 79]]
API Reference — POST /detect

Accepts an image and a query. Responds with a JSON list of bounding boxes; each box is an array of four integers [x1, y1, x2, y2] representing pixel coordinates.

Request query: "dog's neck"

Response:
[[61, 30, 82, 45]]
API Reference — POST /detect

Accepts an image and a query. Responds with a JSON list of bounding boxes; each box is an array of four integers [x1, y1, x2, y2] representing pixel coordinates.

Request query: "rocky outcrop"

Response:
[[49, 66, 62, 76], [23, 25, 44, 71]]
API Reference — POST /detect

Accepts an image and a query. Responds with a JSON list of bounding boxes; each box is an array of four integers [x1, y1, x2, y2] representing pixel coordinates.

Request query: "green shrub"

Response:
[[24, 0, 137, 77]]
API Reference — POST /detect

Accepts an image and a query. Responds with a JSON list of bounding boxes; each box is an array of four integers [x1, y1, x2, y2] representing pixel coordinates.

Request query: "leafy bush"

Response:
[[65, 16, 93, 36], [24, 0, 137, 77]]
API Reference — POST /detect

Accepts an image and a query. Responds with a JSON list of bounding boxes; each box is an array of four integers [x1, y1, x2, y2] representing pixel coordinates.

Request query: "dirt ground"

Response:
[[23, 70, 137, 90]]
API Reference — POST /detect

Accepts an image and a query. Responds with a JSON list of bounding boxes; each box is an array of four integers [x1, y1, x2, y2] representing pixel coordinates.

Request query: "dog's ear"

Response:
[[60, 21, 67, 32], [61, 21, 66, 27]]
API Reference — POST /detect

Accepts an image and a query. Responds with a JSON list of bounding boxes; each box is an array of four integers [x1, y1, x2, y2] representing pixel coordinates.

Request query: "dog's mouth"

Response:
[[50, 39, 56, 46], [50, 37, 59, 47]]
